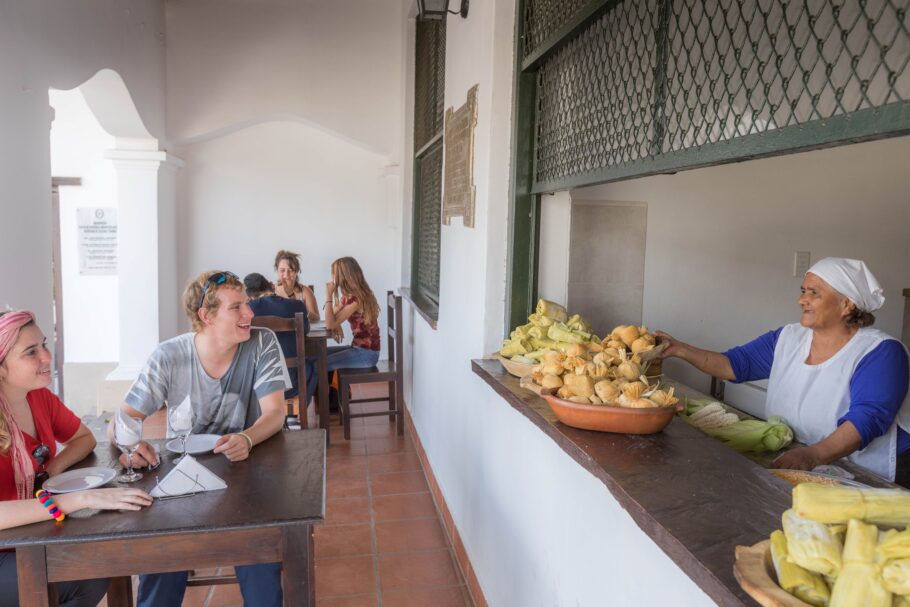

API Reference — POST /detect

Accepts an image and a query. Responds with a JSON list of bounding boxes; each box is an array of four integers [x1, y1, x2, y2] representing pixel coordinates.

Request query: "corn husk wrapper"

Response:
[[782, 509, 843, 577], [500, 339, 531, 357], [877, 528, 910, 560], [565, 313, 592, 334], [896, 595, 910, 607], [769, 530, 831, 606], [881, 558, 910, 595], [829, 519, 891, 607], [547, 322, 591, 344], [793, 484, 910, 527], [535, 299, 567, 322]]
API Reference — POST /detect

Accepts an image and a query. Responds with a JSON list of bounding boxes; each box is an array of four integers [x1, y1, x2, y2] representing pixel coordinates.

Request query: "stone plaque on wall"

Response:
[[443, 84, 478, 228]]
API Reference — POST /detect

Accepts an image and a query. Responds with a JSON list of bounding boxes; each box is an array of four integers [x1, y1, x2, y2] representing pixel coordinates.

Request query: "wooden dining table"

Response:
[[0, 430, 326, 607], [305, 324, 332, 444]]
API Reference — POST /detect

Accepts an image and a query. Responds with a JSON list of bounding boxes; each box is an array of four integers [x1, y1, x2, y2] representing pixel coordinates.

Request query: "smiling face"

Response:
[[798, 273, 854, 332], [276, 259, 298, 288], [0, 324, 53, 393], [202, 286, 253, 344]]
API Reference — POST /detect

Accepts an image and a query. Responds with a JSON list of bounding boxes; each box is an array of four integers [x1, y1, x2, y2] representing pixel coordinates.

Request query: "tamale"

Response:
[[829, 519, 891, 607], [878, 528, 910, 560], [882, 559, 910, 595], [793, 484, 910, 526], [769, 530, 831, 606], [782, 509, 843, 577], [896, 594, 910, 607]]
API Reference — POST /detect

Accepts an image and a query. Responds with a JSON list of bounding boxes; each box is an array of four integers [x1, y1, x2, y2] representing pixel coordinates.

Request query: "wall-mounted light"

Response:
[[417, 0, 469, 21]]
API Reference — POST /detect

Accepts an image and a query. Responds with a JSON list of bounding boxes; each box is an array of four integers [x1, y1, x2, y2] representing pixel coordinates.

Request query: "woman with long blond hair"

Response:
[[0, 310, 151, 606], [324, 257, 381, 371], [273, 249, 319, 321]]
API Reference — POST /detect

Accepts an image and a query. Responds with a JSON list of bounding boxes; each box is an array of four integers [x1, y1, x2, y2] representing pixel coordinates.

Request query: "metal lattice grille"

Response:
[[523, 0, 592, 59], [532, 0, 910, 189], [415, 21, 446, 151], [535, 1, 660, 183], [414, 142, 443, 301]]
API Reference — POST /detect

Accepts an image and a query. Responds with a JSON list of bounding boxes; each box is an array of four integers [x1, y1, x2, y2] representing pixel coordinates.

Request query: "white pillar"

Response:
[[104, 149, 184, 382]]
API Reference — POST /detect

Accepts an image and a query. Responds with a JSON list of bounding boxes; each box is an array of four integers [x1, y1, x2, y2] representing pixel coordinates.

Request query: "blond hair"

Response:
[[183, 271, 244, 333], [331, 257, 379, 325]]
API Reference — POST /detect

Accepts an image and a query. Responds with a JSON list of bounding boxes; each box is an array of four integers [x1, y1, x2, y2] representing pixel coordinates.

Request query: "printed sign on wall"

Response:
[[77, 208, 117, 275]]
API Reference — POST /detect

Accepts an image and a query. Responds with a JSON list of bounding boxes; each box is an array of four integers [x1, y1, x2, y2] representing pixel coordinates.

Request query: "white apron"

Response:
[[765, 324, 910, 480]]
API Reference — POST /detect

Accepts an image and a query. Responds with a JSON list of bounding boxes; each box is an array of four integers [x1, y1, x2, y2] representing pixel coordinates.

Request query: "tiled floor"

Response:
[[97, 383, 472, 607]]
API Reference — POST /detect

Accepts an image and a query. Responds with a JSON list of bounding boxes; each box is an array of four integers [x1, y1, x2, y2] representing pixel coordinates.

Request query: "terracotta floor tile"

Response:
[[371, 492, 437, 522], [325, 440, 368, 458], [382, 586, 470, 607], [351, 383, 389, 400], [315, 523, 374, 558], [316, 594, 379, 606], [326, 457, 369, 481], [370, 471, 428, 496], [324, 497, 372, 526], [378, 550, 461, 592], [315, 556, 376, 597], [208, 582, 244, 606], [375, 519, 448, 554], [326, 476, 369, 499], [367, 452, 421, 474], [365, 436, 415, 456]]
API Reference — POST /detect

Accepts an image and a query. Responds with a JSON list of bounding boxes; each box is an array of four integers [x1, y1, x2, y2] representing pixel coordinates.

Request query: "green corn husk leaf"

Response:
[[528, 326, 548, 340], [881, 558, 910, 595], [782, 509, 843, 578], [769, 530, 831, 607], [524, 348, 551, 362], [830, 519, 890, 607], [565, 313, 593, 334], [547, 322, 591, 344], [685, 398, 715, 416], [529, 338, 558, 351], [499, 339, 531, 357], [510, 324, 533, 340], [535, 299, 568, 322], [701, 416, 793, 453], [527, 313, 556, 328]]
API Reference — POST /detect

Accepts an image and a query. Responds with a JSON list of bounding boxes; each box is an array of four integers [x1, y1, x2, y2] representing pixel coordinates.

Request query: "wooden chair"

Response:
[[251, 312, 309, 429], [337, 291, 404, 440]]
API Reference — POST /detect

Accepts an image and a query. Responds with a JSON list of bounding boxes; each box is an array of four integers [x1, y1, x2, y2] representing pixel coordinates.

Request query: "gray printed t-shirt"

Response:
[[125, 328, 291, 436]]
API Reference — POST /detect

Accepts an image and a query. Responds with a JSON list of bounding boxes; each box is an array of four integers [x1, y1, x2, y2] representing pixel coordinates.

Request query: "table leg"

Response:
[[316, 340, 330, 445], [281, 524, 314, 606], [106, 576, 134, 607], [16, 545, 53, 607]]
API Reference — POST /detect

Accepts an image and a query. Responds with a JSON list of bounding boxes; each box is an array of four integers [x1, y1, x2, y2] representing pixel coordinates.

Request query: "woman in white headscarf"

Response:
[[658, 258, 910, 483]]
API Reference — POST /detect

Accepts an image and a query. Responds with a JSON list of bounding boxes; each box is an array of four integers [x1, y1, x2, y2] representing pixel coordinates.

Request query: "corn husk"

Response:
[[896, 595, 910, 607], [877, 528, 910, 560], [701, 417, 793, 453], [829, 519, 891, 607], [563, 374, 594, 399], [594, 380, 620, 403], [565, 313, 592, 334], [547, 322, 591, 344], [769, 530, 831, 607], [793, 484, 910, 527], [535, 299, 568, 322], [782, 509, 843, 577], [499, 339, 531, 357], [881, 558, 910, 595]]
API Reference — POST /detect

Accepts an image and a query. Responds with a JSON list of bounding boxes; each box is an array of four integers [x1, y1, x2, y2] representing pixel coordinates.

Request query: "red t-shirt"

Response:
[[342, 294, 381, 351], [0, 389, 81, 502]]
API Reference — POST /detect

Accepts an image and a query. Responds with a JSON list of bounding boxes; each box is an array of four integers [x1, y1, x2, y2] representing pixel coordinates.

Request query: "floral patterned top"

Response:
[[343, 294, 381, 351]]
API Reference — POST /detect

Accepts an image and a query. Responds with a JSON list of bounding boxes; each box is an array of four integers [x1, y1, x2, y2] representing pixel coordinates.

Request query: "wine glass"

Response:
[[167, 397, 196, 457], [114, 410, 144, 483]]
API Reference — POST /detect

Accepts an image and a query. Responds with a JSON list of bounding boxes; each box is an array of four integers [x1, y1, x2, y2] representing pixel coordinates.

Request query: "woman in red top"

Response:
[[0, 311, 152, 607], [324, 257, 381, 371]]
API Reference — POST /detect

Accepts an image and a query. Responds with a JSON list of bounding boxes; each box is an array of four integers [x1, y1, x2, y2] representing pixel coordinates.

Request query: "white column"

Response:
[[104, 149, 184, 382]]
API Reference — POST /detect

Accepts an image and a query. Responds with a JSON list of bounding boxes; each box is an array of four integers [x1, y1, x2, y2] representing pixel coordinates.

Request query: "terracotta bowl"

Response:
[[493, 354, 535, 378], [542, 394, 677, 434]]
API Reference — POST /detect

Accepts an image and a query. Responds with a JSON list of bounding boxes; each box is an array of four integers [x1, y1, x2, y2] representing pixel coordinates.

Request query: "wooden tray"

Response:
[[733, 540, 811, 607], [491, 353, 535, 378]]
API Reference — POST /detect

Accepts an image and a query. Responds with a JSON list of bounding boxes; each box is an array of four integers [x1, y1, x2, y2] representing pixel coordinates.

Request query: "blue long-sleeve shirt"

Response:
[[724, 328, 910, 453]]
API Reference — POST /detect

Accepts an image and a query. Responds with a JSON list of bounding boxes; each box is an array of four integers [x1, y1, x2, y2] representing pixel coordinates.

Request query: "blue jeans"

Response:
[[137, 563, 281, 607], [0, 552, 109, 607], [326, 346, 379, 372]]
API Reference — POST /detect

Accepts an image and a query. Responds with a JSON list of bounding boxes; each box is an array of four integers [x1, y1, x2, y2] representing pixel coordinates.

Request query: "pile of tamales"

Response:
[[770, 483, 910, 606]]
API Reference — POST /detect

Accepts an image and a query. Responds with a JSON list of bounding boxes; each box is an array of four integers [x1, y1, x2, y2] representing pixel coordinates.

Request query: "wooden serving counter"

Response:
[[471, 358, 892, 607]]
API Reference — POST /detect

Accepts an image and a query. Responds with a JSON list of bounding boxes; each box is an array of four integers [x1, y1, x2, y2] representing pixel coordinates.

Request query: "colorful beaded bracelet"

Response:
[[35, 489, 65, 522]]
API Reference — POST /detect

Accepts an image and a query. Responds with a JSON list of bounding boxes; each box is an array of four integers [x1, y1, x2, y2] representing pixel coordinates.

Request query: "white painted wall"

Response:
[[537, 191, 571, 306], [49, 88, 120, 363], [401, 1, 713, 604], [574, 135, 910, 395], [167, 0, 406, 352], [0, 0, 166, 356]]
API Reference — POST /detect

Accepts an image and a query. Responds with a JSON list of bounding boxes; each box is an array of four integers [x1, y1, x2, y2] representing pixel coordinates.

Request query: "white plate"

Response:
[[43, 467, 117, 494], [166, 434, 222, 455]]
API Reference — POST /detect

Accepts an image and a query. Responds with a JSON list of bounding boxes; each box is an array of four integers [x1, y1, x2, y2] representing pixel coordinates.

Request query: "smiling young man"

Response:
[[109, 270, 290, 607]]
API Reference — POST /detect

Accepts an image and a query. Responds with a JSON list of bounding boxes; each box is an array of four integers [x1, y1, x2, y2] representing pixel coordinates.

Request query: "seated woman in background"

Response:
[[324, 257, 381, 371], [273, 249, 319, 322], [0, 310, 151, 607]]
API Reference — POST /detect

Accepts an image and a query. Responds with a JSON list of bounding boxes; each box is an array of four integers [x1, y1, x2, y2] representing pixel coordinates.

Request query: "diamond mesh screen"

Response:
[[414, 141, 443, 302], [532, 0, 910, 189], [414, 20, 447, 151], [523, 0, 593, 59]]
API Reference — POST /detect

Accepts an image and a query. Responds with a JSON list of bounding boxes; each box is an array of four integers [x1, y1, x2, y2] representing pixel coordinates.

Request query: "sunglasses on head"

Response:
[[198, 271, 239, 309]]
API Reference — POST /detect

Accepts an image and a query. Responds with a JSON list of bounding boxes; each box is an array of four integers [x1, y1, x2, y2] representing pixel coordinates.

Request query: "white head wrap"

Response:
[[806, 257, 885, 312]]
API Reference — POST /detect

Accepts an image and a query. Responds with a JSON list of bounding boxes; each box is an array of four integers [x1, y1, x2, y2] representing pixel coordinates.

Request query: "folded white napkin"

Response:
[[149, 454, 227, 498]]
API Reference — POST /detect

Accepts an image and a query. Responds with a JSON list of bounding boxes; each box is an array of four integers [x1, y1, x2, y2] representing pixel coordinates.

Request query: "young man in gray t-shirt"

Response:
[[109, 270, 289, 607]]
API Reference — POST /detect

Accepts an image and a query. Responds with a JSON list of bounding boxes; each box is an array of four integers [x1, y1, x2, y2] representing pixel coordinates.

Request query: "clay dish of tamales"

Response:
[[734, 540, 814, 607], [541, 393, 677, 434]]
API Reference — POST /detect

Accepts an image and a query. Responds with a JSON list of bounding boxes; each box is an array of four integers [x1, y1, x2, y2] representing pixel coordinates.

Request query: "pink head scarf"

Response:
[[0, 310, 38, 500]]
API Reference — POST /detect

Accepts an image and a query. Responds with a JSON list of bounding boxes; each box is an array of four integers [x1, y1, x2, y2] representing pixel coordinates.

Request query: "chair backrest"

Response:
[[386, 290, 403, 374], [251, 312, 308, 395]]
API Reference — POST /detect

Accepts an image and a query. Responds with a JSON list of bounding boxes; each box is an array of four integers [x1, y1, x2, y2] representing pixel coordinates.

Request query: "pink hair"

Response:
[[0, 310, 38, 500]]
